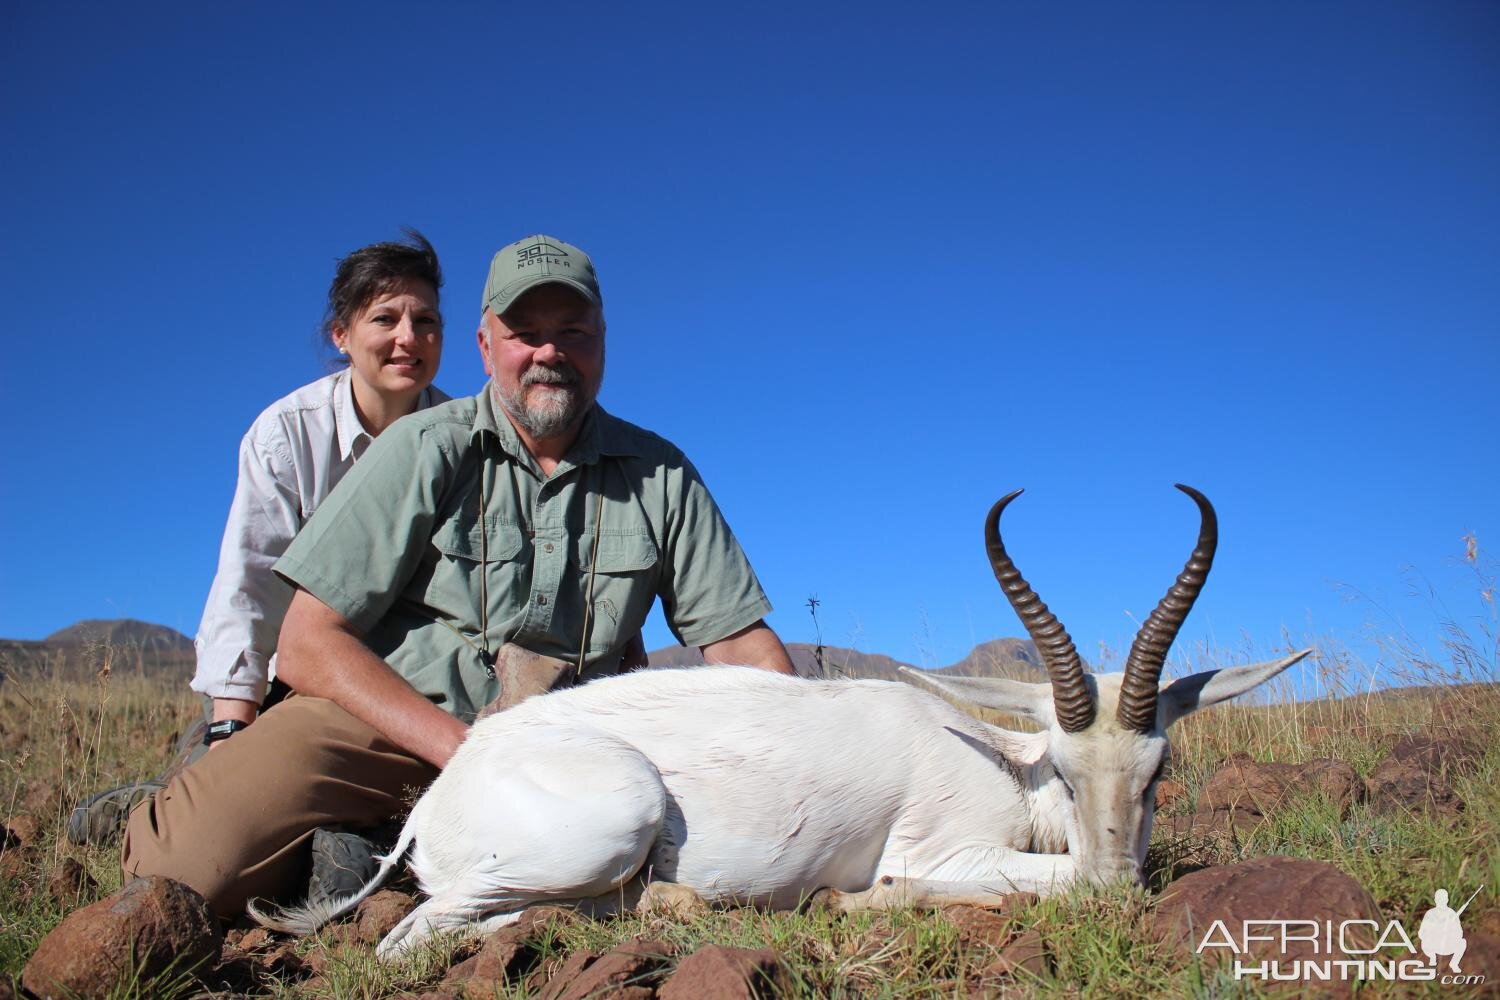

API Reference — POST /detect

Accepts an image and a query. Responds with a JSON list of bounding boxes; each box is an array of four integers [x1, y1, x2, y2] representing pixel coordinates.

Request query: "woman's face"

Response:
[[332, 278, 443, 404]]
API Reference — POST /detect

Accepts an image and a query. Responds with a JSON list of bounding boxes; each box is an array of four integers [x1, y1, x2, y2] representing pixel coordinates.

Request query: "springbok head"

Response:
[[905, 486, 1310, 887]]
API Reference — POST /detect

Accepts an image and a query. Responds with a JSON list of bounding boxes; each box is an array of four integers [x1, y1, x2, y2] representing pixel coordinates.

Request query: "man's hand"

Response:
[[278, 589, 470, 768], [701, 620, 797, 675]]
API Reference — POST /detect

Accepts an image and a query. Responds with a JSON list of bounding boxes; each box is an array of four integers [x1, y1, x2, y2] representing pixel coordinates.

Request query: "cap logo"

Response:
[[515, 242, 572, 270]]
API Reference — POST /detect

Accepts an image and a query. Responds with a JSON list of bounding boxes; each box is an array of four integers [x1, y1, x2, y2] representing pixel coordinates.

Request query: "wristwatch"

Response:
[[203, 719, 249, 745]]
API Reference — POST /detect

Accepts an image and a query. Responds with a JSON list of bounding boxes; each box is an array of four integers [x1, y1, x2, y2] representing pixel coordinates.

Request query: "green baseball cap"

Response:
[[482, 234, 603, 316]]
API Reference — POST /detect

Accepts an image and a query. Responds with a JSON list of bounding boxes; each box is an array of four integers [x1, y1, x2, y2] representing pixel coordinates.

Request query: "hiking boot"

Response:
[[306, 828, 383, 907], [65, 720, 210, 846], [65, 780, 165, 845]]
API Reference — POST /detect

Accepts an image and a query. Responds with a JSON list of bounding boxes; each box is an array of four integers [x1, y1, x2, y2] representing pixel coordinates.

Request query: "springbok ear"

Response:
[[1156, 649, 1312, 729], [897, 667, 1054, 724]]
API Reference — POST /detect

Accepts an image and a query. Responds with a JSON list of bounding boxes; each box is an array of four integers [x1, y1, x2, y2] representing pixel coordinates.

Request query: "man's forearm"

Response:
[[701, 620, 797, 675], [277, 591, 469, 768]]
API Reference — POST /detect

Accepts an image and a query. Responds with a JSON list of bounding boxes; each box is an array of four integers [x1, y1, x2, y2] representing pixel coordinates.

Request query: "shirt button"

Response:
[[536, 595, 548, 606], [544, 542, 554, 553]]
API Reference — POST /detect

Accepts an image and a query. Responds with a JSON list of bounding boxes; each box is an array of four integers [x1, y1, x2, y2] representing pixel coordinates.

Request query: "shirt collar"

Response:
[[333, 368, 373, 461], [471, 380, 644, 472]]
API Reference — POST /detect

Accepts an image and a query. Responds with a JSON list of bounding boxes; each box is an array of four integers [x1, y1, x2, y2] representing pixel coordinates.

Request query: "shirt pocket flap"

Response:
[[431, 518, 524, 563], [574, 531, 659, 574]]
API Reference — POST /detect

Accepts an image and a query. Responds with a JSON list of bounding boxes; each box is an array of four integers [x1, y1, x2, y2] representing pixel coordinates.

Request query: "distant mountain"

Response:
[[1, 618, 194, 679], [45, 619, 193, 651], [648, 638, 1049, 683], [3, 616, 1052, 688]]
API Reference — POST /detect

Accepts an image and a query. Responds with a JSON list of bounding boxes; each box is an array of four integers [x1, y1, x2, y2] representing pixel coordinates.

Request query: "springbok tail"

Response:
[[248, 811, 421, 936]]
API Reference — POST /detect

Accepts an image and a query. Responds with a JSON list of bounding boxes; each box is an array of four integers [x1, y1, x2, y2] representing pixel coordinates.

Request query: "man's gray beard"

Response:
[[494, 366, 593, 440]]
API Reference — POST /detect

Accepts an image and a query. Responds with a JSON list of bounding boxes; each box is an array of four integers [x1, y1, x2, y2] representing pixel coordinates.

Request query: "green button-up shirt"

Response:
[[274, 383, 772, 721]]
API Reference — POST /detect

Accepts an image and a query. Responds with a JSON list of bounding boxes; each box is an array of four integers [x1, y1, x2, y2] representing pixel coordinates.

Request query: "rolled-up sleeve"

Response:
[[190, 429, 303, 704], [273, 421, 448, 634], [656, 453, 773, 648]]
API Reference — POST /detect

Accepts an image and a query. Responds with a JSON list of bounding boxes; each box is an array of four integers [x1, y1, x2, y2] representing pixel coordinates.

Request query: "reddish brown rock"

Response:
[[3, 814, 41, 847], [943, 906, 1013, 949], [531, 949, 599, 1000], [845, 920, 919, 962], [1153, 857, 1379, 997], [659, 944, 793, 1000], [1159, 805, 1265, 841], [1156, 778, 1188, 810], [983, 928, 1048, 980], [227, 926, 274, 952], [45, 857, 97, 906], [1367, 759, 1464, 817], [22, 876, 222, 999], [1200, 758, 1362, 817], [1383, 734, 1481, 777], [540, 939, 672, 1000], [355, 889, 416, 944]]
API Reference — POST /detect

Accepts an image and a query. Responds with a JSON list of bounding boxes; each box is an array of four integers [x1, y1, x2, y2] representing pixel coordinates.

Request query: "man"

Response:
[[122, 234, 795, 917]]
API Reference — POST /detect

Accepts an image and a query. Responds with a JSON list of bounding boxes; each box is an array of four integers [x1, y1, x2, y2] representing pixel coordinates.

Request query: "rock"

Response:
[[3, 814, 42, 847], [442, 904, 580, 997], [844, 920, 919, 962], [227, 927, 273, 953], [532, 949, 598, 1000], [1458, 932, 1499, 989], [1153, 857, 1379, 997], [1159, 806, 1265, 841], [659, 944, 793, 1000], [45, 857, 97, 906], [1367, 759, 1464, 817], [1155, 778, 1188, 810], [540, 938, 672, 1000], [942, 906, 1014, 949], [22, 876, 222, 999], [452, 927, 539, 998], [354, 889, 416, 944], [1200, 758, 1362, 817], [982, 928, 1048, 980], [0, 844, 39, 884], [1383, 735, 1481, 777]]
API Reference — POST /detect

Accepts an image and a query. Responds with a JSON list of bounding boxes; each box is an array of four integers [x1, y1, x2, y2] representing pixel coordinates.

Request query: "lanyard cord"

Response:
[[475, 446, 605, 681], [575, 484, 605, 683]]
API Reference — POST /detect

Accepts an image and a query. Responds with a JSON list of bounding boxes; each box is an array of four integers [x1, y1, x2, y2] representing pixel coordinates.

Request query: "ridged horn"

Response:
[[986, 490, 1095, 732], [1116, 485, 1218, 732]]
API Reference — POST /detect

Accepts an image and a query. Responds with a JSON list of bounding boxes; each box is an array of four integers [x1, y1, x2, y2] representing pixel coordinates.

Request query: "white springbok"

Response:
[[256, 485, 1309, 958]]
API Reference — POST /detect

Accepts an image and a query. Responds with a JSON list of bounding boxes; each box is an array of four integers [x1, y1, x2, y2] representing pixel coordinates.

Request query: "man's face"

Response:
[[479, 283, 605, 442]]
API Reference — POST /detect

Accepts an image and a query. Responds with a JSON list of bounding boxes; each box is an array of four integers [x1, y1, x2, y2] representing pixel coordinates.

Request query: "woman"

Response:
[[69, 229, 449, 844]]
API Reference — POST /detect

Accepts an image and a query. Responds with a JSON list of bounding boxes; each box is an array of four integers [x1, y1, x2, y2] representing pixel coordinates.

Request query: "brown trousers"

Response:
[[120, 696, 437, 917]]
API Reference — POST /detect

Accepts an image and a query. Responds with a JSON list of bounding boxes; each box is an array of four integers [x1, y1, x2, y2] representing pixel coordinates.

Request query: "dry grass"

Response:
[[2, 544, 1495, 996]]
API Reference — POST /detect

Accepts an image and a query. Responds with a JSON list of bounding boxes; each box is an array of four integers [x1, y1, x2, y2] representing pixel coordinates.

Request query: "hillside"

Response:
[[647, 637, 1046, 682], [2, 618, 1047, 685], [0, 619, 194, 680]]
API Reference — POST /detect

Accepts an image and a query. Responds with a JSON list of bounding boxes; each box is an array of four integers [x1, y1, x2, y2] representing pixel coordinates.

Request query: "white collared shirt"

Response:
[[190, 369, 452, 703]]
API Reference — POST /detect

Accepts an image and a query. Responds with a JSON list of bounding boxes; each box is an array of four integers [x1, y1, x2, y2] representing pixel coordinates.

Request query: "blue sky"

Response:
[[2, 2, 1496, 687]]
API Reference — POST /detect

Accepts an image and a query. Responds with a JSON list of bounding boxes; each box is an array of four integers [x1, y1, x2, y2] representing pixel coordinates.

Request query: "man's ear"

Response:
[[1157, 650, 1312, 729], [476, 321, 494, 377], [898, 667, 1056, 725]]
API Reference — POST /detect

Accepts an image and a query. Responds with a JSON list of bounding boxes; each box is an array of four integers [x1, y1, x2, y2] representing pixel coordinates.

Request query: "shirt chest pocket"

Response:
[[570, 531, 660, 655], [427, 517, 527, 622]]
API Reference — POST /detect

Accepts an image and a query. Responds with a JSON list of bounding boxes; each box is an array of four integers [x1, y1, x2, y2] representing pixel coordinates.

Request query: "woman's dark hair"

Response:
[[321, 227, 443, 347]]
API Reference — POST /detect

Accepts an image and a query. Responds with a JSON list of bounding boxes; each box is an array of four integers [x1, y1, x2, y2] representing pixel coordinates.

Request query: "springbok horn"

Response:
[[1116, 485, 1218, 732], [986, 490, 1095, 732]]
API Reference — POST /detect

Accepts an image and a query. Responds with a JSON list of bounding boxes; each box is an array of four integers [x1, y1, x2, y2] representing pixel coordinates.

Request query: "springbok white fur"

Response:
[[252, 486, 1311, 958]]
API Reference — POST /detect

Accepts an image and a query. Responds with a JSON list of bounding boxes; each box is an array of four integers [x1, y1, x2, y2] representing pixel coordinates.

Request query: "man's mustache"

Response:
[[522, 365, 580, 388]]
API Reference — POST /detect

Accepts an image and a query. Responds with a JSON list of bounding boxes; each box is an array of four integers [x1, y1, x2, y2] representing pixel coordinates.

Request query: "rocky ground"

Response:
[[3, 670, 1497, 998]]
